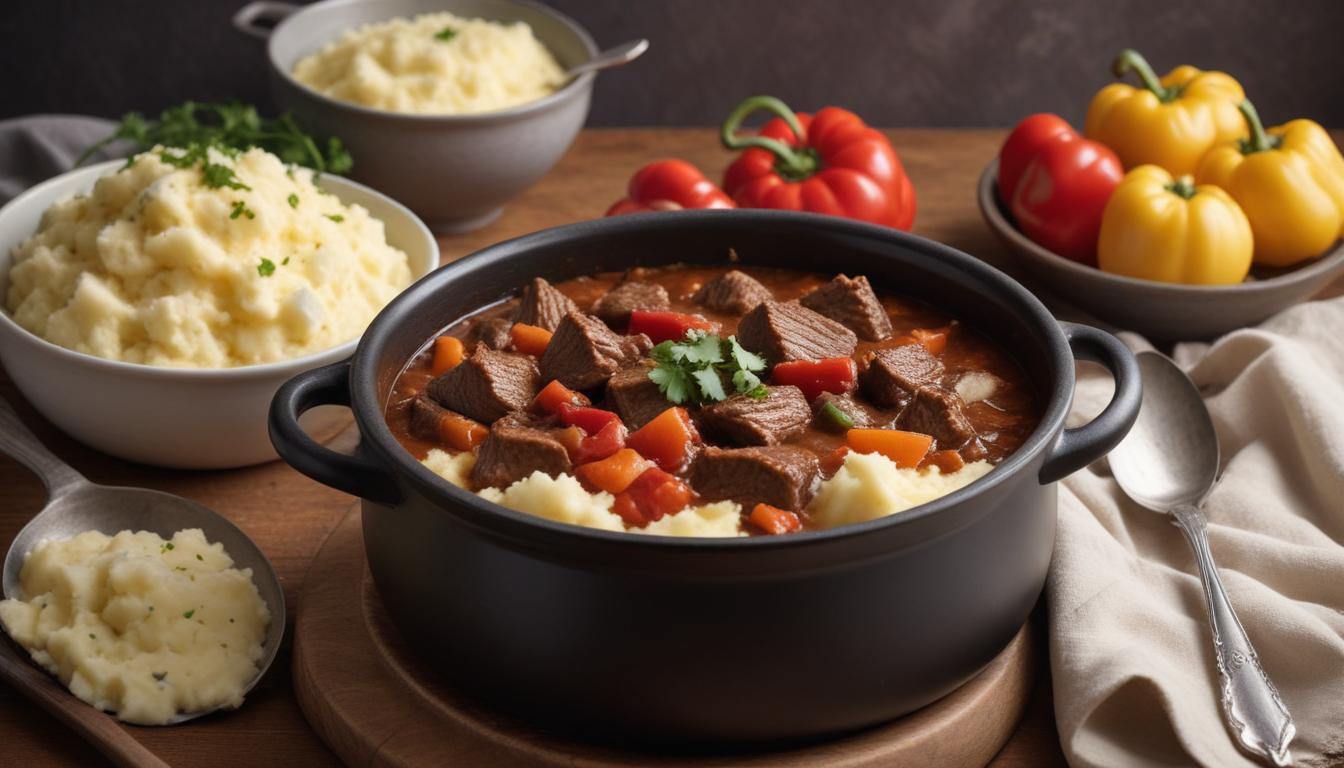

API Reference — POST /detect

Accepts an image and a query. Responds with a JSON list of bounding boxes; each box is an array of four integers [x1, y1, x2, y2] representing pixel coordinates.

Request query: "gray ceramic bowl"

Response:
[[235, 0, 598, 233], [978, 160, 1344, 341]]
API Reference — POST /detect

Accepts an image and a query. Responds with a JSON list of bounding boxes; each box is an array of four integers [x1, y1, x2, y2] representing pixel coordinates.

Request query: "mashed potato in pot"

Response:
[[0, 528, 270, 725], [807, 451, 993, 529], [292, 12, 565, 116], [5, 147, 412, 367]]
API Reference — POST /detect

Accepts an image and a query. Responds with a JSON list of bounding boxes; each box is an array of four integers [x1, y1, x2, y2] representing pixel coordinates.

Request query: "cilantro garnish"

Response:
[[435, 27, 458, 41], [648, 330, 768, 405], [76, 101, 352, 175], [257, 258, 276, 277]]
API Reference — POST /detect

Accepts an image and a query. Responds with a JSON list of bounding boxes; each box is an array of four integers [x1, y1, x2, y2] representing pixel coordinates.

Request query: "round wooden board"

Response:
[[294, 508, 1037, 767]]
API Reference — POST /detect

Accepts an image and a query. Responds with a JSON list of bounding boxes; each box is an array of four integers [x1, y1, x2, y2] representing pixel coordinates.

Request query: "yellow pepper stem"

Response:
[[1237, 99, 1281, 155], [1165, 175, 1198, 200], [1112, 48, 1178, 102]]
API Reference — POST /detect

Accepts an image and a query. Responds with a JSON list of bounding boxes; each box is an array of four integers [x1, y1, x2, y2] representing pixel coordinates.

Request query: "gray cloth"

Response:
[[0, 115, 126, 204]]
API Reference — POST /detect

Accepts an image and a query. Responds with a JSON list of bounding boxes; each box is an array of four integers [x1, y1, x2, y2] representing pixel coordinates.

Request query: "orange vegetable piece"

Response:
[[532, 379, 590, 414], [430, 336, 465, 376], [626, 407, 700, 471], [920, 449, 965, 474], [820, 445, 850, 476], [750, 503, 802, 535], [909, 325, 954, 355], [575, 449, 652, 495], [846, 428, 933, 468], [510, 322, 553, 357], [434, 411, 488, 451]]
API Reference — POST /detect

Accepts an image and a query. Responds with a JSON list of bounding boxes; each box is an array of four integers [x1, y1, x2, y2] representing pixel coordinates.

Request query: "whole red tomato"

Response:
[[1000, 115, 1122, 264], [606, 159, 735, 216]]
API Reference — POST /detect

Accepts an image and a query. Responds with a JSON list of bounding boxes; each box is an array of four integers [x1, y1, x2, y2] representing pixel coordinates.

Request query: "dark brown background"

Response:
[[2, 0, 1340, 129]]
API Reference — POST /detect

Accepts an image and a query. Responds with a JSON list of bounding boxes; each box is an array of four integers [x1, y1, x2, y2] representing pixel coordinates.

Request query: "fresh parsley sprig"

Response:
[[77, 101, 352, 175], [648, 330, 768, 405]]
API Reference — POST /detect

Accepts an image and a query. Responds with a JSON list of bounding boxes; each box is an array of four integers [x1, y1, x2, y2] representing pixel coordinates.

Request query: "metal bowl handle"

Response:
[[232, 1, 300, 40], [1039, 322, 1142, 484], [269, 360, 401, 505]]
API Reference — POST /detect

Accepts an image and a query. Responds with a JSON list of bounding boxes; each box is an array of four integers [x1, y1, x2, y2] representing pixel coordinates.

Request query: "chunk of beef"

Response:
[[471, 413, 572, 490], [902, 386, 977, 448], [688, 446, 820, 512], [591, 281, 670, 329], [512, 277, 579, 332], [800, 274, 892, 341], [812, 391, 878, 432], [606, 362, 670, 431], [427, 348, 538, 424], [409, 392, 459, 442], [698, 385, 810, 446], [539, 312, 642, 390], [693, 270, 773, 314], [467, 316, 513, 351], [736, 300, 858, 364], [859, 343, 944, 408]]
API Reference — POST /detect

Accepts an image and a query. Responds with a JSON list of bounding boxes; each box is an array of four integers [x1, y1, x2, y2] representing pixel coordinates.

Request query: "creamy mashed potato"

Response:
[[5, 147, 412, 367], [423, 449, 992, 536], [807, 452, 993, 529], [0, 529, 270, 725], [292, 12, 565, 115]]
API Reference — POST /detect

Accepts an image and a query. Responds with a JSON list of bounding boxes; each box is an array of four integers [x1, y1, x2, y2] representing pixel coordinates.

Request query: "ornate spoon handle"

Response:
[[0, 397, 85, 498], [1172, 503, 1295, 766]]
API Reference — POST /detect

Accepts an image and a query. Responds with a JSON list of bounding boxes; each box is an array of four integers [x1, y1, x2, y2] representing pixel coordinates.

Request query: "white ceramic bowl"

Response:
[[0, 160, 438, 469], [978, 159, 1344, 340]]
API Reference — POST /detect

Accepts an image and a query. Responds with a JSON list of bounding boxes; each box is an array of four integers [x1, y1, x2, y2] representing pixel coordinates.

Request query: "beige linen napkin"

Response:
[[1049, 297, 1344, 768]]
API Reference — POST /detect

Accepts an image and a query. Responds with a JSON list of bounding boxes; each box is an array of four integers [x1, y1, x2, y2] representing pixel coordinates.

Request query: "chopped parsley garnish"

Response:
[[282, 256, 290, 265], [648, 330, 768, 405], [160, 542, 175, 553], [203, 162, 250, 191], [287, 193, 300, 208], [77, 101, 352, 175], [183, 609, 196, 619], [325, 213, 344, 223], [153, 671, 167, 681], [435, 26, 458, 41], [89, 633, 96, 640], [257, 258, 276, 277], [195, 553, 204, 561], [148, 606, 154, 612], [229, 200, 255, 220]]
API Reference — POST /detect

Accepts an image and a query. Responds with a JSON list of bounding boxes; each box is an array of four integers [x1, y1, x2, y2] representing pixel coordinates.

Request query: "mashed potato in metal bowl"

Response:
[[291, 11, 565, 116], [5, 147, 413, 367], [0, 529, 270, 725]]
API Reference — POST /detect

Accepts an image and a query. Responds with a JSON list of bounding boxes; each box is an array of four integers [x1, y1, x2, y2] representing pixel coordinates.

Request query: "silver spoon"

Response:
[[559, 38, 649, 82], [0, 398, 285, 735], [1109, 351, 1294, 766]]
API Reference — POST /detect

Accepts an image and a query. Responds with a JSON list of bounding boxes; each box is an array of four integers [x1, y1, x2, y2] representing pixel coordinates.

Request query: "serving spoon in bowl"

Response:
[[1109, 351, 1294, 766], [557, 38, 649, 83], [0, 397, 285, 765]]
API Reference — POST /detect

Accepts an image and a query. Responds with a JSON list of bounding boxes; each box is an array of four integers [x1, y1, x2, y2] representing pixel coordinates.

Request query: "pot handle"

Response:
[[269, 360, 401, 505], [1038, 322, 1142, 484], [232, 1, 299, 39]]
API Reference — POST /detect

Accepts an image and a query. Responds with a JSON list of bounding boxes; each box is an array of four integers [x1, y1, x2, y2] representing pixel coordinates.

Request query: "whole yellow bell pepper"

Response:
[[1196, 100, 1344, 267], [1097, 165, 1253, 285], [1085, 49, 1245, 176]]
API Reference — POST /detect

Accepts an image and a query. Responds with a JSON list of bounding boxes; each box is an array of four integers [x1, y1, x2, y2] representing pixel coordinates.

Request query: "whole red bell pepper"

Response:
[[606, 159, 736, 216], [720, 96, 916, 230], [998, 114, 1123, 264]]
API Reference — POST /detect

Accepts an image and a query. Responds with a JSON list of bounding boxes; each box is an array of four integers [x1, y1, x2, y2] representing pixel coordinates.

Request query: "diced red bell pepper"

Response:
[[612, 491, 647, 527], [532, 380, 590, 415], [557, 405, 623, 435], [770, 357, 857, 401], [627, 310, 714, 344], [571, 420, 627, 465], [626, 407, 700, 471], [625, 467, 696, 524]]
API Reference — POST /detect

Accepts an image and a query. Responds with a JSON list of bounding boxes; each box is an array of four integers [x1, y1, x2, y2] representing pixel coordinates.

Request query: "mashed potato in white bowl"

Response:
[[0, 152, 437, 468]]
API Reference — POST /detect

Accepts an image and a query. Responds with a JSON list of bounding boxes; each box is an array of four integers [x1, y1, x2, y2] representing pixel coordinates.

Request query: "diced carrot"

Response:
[[532, 379, 590, 414], [575, 448, 652, 495], [820, 445, 850, 475], [510, 323, 553, 357], [749, 503, 803, 535], [430, 336, 465, 376], [626, 407, 700, 471], [434, 411, 488, 451], [910, 326, 951, 356], [920, 449, 965, 474], [846, 428, 933, 468]]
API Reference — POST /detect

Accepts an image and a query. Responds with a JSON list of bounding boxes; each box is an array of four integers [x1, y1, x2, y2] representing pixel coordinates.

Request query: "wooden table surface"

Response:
[[2, 127, 1333, 767]]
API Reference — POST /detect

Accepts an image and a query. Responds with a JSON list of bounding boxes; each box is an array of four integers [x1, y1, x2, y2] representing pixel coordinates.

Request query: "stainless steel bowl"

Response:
[[235, 0, 598, 233]]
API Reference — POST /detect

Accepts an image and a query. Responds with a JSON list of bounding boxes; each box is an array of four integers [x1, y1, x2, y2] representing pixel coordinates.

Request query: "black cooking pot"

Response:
[[270, 210, 1140, 745]]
